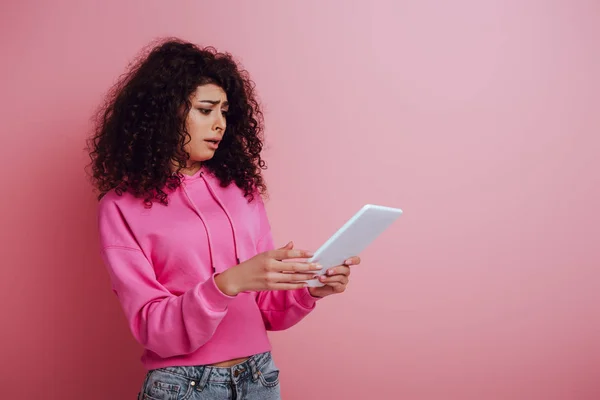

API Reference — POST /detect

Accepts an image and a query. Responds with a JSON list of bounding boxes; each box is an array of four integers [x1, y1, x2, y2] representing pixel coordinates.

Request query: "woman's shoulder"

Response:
[[97, 187, 144, 216], [99, 187, 129, 205]]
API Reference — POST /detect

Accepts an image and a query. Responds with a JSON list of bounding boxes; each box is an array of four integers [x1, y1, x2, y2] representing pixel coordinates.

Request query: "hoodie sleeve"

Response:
[[98, 199, 235, 358], [254, 197, 321, 331]]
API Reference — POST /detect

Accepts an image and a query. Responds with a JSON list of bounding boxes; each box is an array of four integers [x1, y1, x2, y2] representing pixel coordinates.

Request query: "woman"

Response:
[[88, 38, 360, 399]]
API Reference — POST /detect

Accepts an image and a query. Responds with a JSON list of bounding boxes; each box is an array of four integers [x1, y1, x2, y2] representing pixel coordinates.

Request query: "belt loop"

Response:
[[197, 366, 212, 391], [249, 356, 259, 381]]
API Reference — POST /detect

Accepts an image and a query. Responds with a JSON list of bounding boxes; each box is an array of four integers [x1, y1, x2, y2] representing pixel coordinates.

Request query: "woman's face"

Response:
[[183, 83, 229, 171]]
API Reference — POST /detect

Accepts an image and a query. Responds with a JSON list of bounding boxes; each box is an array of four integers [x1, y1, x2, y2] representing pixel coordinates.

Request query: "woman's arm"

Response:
[[98, 201, 235, 359], [253, 198, 321, 331]]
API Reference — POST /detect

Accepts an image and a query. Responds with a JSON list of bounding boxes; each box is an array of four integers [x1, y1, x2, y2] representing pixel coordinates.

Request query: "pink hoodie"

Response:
[[97, 167, 319, 370]]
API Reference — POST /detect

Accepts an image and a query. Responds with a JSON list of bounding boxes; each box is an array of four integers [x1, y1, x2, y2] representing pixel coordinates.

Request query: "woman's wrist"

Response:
[[214, 268, 240, 296]]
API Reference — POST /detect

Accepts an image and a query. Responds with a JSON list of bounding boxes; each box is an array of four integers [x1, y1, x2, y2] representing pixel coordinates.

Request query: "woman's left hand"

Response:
[[308, 256, 361, 298]]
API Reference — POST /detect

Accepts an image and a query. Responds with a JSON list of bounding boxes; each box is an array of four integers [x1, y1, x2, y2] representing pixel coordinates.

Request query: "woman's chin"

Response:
[[190, 152, 216, 163]]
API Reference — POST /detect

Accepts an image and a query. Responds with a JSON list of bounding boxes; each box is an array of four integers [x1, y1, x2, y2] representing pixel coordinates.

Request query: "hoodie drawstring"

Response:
[[181, 180, 216, 272], [201, 175, 242, 265], [180, 171, 242, 274]]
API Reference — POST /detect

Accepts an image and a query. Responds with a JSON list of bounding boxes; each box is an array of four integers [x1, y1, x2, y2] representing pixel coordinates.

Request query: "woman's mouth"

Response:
[[205, 139, 220, 149]]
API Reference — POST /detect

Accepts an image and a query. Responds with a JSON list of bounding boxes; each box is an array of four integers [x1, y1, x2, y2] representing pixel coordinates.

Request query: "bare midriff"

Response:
[[209, 357, 250, 367]]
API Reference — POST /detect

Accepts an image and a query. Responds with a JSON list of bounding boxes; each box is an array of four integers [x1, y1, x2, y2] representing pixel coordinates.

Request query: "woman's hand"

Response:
[[308, 256, 361, 298], [215, 242, 320, 296]]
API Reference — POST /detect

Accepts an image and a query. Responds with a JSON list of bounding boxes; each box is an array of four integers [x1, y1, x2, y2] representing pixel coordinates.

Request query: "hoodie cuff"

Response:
[[294, 287, 320, 309], [197, 273, 236, 312]]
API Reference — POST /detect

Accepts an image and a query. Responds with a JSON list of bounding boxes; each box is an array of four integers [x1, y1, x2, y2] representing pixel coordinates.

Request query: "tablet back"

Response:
[[306, 204, 402, 287]]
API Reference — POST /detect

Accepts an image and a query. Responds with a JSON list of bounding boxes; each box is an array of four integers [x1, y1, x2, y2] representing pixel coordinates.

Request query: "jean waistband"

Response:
[[154, 351, 272, 384]]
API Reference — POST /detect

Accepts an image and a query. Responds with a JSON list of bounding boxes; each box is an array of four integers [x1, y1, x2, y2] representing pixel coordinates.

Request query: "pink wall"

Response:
[[1, 1, 599, 399]]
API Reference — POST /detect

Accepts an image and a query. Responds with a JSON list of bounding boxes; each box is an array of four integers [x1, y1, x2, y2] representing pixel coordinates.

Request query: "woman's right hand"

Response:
[[215, 241, 320, 296]]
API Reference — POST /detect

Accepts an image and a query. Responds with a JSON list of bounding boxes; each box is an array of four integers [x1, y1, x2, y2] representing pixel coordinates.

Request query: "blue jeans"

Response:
[[137, 351, 281, 400]]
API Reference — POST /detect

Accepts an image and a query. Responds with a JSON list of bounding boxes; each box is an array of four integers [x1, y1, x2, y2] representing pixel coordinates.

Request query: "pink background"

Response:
[[1, 1, 599, 399]]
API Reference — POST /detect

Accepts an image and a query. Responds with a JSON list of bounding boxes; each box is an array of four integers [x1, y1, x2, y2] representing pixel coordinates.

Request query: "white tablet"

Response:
[[303, 204, 403, 287]]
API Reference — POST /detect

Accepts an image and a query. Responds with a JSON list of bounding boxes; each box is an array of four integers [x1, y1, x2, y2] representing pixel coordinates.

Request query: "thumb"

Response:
[[279, 241, 294, 250]]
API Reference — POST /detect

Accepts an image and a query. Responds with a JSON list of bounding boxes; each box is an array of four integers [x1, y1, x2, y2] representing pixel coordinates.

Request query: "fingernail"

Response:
[[314, 263, 322, 270], [327, 269, 334, 275], [319, 276, 326, 281], [345, 259, 352, 265]]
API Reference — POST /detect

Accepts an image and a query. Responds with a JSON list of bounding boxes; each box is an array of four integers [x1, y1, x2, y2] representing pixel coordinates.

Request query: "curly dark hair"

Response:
[[87, 37, 267, 207]]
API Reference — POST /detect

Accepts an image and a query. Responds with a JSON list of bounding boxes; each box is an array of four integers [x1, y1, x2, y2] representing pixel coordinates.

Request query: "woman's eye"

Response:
[[199, 108, 211, 115]]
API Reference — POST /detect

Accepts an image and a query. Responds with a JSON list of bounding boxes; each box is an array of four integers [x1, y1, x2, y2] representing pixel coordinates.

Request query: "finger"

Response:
[[343, 256, 361, 266], [269, 282, 310, 291], [273, 272, 317, 282], [271, 248, 314, 261], [325, 265, 351, 277], [323, 280, 346, 288], [319, 274, 349, 285], [276, 261, 322, 272], [278, 241, 294, 250], [320, 280, 347, 292], [328, 282, 348, 293]]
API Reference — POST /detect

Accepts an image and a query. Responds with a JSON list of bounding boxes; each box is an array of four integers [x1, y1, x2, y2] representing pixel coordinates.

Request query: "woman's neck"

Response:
[[175, 161, 202, 176]]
